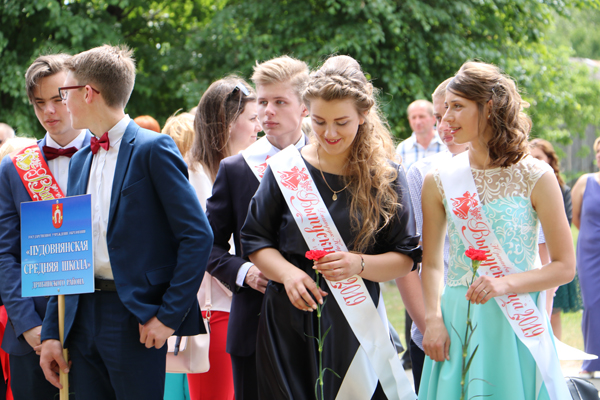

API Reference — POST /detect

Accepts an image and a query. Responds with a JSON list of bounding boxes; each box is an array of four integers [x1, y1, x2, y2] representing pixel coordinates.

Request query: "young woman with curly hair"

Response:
[[419, 61, 575, 399], [241, 55, 421, 399]]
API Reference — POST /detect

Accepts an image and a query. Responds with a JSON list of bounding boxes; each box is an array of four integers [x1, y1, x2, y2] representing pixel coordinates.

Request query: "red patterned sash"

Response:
[[10, 145, 64, 201]]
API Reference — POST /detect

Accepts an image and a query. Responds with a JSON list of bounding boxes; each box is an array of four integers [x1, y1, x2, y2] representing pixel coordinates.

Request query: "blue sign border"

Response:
[[21, 194, 94, 297]]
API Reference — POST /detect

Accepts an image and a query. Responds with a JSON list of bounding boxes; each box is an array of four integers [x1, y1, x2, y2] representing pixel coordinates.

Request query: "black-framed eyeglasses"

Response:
[[229, 82, 250, 97], [58, 85, 100, 101]]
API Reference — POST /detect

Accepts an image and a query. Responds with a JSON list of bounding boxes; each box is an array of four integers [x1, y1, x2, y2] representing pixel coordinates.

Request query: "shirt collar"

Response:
[[294, 134, 306, 149], [104, 114, 131, 148], [45, 130, 87, 150], [408, 131, 444, 148]]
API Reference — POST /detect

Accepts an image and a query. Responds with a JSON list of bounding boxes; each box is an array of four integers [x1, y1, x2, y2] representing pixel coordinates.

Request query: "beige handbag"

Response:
[[166, 272, 211, 373]]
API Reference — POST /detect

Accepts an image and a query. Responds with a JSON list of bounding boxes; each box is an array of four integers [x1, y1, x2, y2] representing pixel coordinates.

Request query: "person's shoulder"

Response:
[[572, 172, 592, 193], [518, 154, 552, 175], [134, 125, 164, 142], [396, 134, 416, 149], [221, 153, 245, 168]]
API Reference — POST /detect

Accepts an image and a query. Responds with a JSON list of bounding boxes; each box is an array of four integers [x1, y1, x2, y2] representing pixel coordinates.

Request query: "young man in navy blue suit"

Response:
[[206, 55, 309, 400], [0, 54, 91, 400], [39, 45, 213, 399]]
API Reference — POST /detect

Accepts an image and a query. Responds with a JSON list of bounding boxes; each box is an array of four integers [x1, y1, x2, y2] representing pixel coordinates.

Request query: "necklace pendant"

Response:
[[332, 193, 338, 201]]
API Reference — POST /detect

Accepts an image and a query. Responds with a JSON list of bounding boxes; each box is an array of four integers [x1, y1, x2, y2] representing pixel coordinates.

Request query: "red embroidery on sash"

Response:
[[255, 155, 270, 179], [451, 191, 478, 219], [10, 145, 64, 201], [277, 166, 310, 191]]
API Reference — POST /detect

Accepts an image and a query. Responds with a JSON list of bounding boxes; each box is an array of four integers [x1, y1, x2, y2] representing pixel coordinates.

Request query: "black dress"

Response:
[[240, 157, 421, 400]]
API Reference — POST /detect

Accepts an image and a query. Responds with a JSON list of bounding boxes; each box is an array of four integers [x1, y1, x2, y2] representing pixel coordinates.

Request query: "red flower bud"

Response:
[[305, 250, 333, 261], [465, 248, 487, 261]]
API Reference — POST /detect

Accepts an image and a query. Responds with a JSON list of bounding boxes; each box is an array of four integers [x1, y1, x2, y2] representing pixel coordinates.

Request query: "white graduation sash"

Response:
[[438, 152, 569, 400], [241, 136, 280, 181], [268, 145, 416, 400]]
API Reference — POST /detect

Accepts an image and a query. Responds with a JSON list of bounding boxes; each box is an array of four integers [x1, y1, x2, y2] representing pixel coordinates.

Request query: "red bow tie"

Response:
[[90, 132, 110, 155], [42, 146, 78, 160]]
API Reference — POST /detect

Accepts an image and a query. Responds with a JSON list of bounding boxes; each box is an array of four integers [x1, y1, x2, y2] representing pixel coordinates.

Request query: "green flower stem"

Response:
[[316, 271, 325, 400], [460, 260, 480, 400]]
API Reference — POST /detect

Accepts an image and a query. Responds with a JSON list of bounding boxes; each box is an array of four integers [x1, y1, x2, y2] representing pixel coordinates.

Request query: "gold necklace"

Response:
[[316, 146, 351, 201]]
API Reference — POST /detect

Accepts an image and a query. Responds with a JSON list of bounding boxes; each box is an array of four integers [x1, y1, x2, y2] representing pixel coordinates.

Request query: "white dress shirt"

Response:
[[188, 162, 233, 313], [45, 131, 87, 192], [87, 115, 131, 280]]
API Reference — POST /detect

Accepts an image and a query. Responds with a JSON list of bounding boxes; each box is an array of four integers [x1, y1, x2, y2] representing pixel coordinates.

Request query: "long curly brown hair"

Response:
[[303, 55, 399, 253], [448, 62, 530, 168]]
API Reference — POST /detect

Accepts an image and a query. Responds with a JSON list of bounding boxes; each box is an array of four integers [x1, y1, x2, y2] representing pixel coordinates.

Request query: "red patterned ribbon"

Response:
[[10, 145, 64, 201]]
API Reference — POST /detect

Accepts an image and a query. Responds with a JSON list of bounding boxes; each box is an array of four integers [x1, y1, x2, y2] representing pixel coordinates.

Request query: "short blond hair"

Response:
[[594, 136, 600, 153], [432, 78, 452, 100], [0, 137, 37, 160], [251, 55, 309, 101], [65, 44, 135, 109], [162, 112, 195, 159], [407, 99, 434, 116]]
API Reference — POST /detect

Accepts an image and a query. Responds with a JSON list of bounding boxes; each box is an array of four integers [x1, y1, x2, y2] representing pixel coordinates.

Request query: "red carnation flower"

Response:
[[305, 250, 333, 261], [465, 248, 487, 261]]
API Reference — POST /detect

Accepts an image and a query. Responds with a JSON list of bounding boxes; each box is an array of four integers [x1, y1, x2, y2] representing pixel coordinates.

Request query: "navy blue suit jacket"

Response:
[[0, 134, 91, 355], [205, 153, 267, 357], [41, 121, 213, 343]]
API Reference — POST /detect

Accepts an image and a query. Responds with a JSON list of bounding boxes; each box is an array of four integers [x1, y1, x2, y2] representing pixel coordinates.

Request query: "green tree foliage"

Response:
[[548, 7, 600, 60], [185, 0, 600, 139], [1, 0, 599, 142], [511, 42, 600, 144], [0, 0, 215, 138]]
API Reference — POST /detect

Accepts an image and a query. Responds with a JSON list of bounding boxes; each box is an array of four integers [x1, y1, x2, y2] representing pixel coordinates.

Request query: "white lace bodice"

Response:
[[433, 155, 553, 287]]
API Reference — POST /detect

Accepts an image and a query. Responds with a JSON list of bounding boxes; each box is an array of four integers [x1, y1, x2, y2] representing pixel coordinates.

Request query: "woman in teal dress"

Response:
[[419, 62, 576, 399]]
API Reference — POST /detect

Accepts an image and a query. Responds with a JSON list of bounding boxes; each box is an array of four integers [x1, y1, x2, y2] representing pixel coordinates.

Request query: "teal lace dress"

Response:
[[419, 156, 557, 400]]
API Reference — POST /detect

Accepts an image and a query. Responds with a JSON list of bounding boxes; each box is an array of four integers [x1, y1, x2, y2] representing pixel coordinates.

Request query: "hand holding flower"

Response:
[[312, 251, 363, 281]]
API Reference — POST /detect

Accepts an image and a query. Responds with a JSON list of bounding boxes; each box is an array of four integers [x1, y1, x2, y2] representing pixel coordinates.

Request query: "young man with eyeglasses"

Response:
[[205, 55, 309, 400], [0, 54, 91, 400], [38, 44, 213, 400]]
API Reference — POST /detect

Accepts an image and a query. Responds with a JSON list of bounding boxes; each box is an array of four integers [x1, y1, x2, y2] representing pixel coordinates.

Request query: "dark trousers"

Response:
[[402, 310, 413, 365], [410, 339, 426, 393], [230, 353, 258, 400], [9, 350, 59, 400], [68, 291, 167, 400], [0, 361, 5, 400]]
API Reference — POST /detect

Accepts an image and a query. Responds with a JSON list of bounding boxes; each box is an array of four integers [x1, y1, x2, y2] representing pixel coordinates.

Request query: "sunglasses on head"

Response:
[[230, 82, 250, 97]]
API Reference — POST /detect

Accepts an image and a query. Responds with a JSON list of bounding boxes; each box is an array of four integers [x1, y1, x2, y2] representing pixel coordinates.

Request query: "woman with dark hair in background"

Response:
[[186, 76, 261, 400], [529, 138, 581, 340]]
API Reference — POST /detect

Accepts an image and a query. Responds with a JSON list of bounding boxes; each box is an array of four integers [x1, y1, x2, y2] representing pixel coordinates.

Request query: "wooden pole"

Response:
[[58, 295, 69, 400]]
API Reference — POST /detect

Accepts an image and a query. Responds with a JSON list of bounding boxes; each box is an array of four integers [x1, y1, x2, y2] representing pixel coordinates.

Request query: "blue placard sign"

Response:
[[21, 195, 94, 297]]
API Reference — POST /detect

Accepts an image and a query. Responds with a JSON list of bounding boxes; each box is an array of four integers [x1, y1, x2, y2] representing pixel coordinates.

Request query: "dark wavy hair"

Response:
[[190, 76, 256, 182], [448, 62, 530, 167]]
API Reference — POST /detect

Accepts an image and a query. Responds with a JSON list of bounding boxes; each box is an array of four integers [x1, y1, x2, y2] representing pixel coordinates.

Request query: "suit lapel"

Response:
[[108, 121, 137, 229], [72, 150, 93, 196], [71, 132, 94, 196], [37, 137, 47, 162]]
